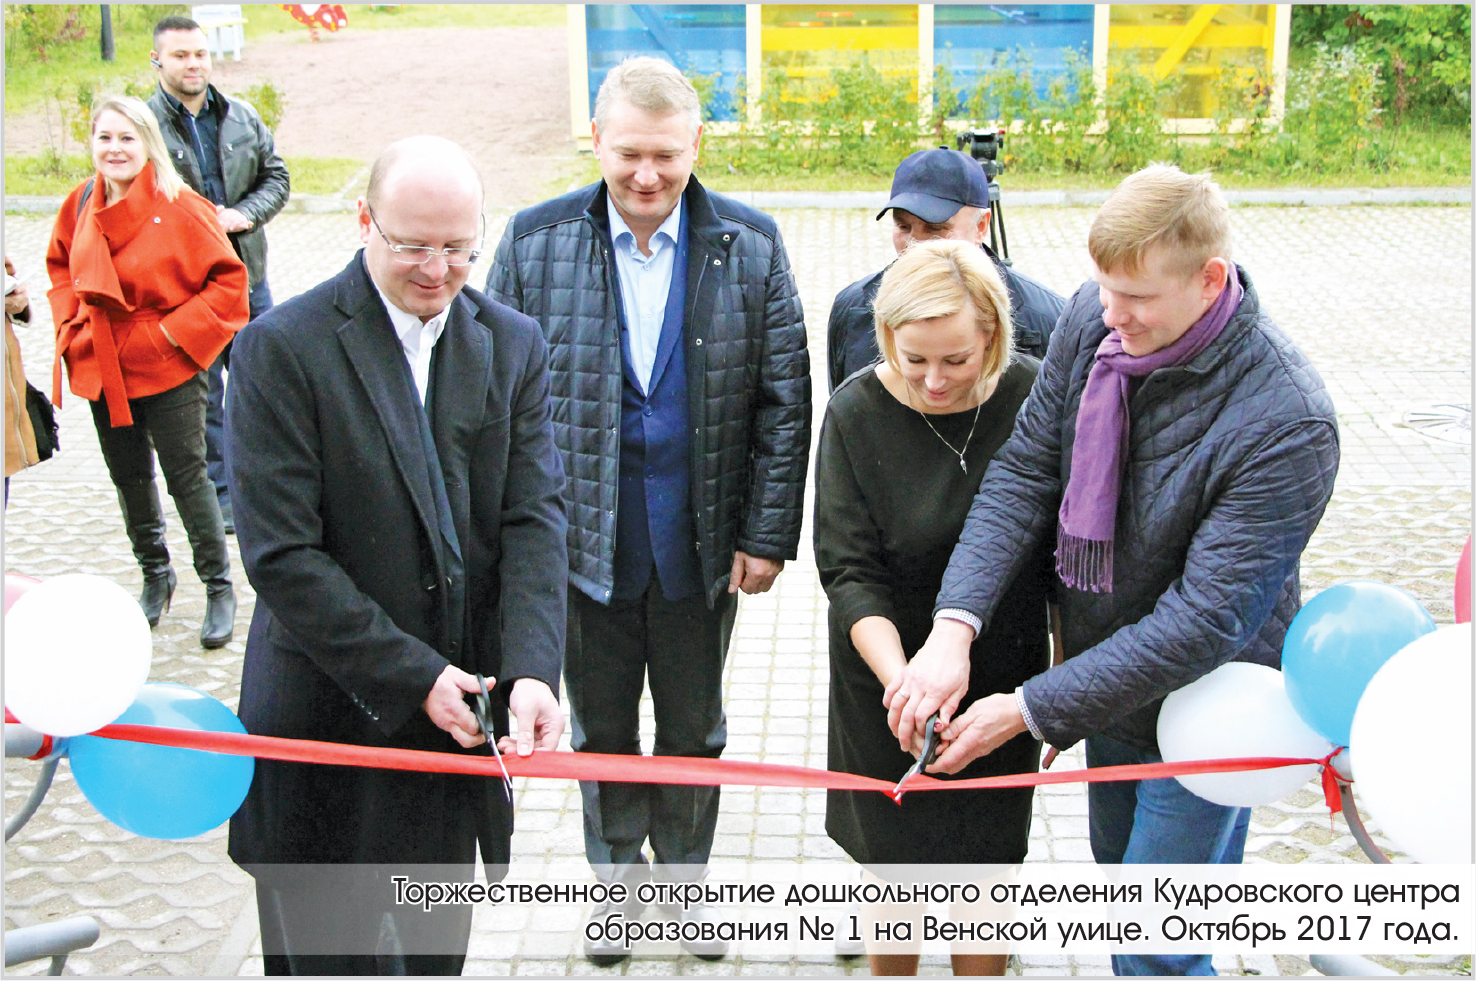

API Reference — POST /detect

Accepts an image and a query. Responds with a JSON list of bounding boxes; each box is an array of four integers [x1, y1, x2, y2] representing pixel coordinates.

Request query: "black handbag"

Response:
[[24, 383, 58, 461]]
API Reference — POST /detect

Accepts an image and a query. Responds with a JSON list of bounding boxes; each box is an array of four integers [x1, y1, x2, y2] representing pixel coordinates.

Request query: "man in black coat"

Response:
[[226, 136, 567, 975], [827, 146, 1064, 392], [486, 57, 810, 963]]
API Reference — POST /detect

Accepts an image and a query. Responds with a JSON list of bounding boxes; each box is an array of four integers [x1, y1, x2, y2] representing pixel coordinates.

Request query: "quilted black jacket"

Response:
[[935, 266, 1340, 752], [486, 178, 811, 608], [825, 243, 1065, 392]]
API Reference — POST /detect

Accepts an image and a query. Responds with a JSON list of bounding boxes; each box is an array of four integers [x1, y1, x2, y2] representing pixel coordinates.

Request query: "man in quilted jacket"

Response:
[[888, 165, 1339, 976], [486, 56, 811, 963]]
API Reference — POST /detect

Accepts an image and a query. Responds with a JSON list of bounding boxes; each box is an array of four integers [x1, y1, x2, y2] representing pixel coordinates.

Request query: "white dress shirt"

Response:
[[373, 282, 447, 405], [607, 200, 683, 394]]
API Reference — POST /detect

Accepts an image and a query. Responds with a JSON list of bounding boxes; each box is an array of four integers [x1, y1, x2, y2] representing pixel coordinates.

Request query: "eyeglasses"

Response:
[[368, 205, 483, 266]]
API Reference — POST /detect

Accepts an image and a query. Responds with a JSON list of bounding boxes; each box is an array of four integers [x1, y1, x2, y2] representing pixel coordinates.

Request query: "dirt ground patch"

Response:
[[5, 25, 582, 208]]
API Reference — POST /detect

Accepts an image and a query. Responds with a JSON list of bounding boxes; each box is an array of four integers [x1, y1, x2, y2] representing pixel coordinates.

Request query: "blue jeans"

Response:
[[1087, 733, 1251, 977], [206, 278, 272, 509]]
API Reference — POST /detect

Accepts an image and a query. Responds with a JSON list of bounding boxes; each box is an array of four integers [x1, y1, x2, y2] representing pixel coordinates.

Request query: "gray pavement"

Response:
[[2, 201, 1471, 977]]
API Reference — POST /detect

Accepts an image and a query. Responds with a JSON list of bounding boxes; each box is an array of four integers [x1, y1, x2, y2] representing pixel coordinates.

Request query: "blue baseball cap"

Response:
[[876, 147, 990, 224]]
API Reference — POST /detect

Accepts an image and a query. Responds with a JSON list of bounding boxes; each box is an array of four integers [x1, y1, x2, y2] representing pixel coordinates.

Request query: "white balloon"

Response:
[[1349, 623, 1472, 864], [1158, 662, 1335, 807], [4, 575, 152, 736]]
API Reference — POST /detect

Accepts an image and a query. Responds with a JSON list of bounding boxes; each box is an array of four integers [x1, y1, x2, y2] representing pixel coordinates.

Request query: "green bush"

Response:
[[1291, 4, 1471, 124], [4, 5, 87, 62], [1279, 44, 1390, 172], [704, 58, 921, 177], [243, 81, 287, 133], [1100, 59, 1181, 172], [951, 48, 1177, 176]]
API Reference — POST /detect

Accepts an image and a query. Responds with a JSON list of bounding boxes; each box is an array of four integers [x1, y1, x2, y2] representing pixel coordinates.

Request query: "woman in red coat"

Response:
[[47, 95, 248, 648]]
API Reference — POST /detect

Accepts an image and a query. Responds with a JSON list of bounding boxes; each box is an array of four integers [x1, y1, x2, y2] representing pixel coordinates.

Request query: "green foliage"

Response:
[[951, 47, 1178, 176], [703, 58, 922, 177], [65, 77, 99, 146], [1290, 5, 1471, 123], [4, 5, 87, 62], [685, 71, 723, 126], [695, 40, 1466, 189], [243, 81, 287, 133], [1099, 59, 1181, 172], [5, 4, 182, 116], [1280, 44, 1390, 171], [4, 150, 93, 195]]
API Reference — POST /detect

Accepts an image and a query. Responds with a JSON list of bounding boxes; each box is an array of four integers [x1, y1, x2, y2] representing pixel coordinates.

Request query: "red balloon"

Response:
[[4, 573, 41, 614], [1456, 535, 1472, 624]]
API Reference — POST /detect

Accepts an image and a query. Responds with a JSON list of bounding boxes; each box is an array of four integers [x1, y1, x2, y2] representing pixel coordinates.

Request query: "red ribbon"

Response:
[[92, 723, 1346, 809]]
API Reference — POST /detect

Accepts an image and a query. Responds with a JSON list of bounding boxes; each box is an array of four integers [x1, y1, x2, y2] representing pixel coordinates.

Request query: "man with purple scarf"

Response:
[[884, 165, 1339, 976]]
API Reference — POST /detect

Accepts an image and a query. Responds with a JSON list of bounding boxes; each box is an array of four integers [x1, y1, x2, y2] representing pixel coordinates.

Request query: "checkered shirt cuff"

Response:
[[933, 608, 982, 637], [1015, 686, 1044, 741]]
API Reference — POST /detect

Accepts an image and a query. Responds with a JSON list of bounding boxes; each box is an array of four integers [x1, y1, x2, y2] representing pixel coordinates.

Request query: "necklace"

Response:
[[920, 401, 983, 474]]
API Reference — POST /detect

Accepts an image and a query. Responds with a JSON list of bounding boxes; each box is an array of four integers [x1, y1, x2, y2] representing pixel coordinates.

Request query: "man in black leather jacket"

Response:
[[148, 15, 290, 530], [827, 147, 1064, 392]]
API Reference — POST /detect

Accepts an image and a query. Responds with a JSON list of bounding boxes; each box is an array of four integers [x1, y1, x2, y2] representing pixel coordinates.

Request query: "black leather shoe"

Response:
[[201, 584, 236, 649], [139, 568, 177, 628], [219, 499, 235, 536]]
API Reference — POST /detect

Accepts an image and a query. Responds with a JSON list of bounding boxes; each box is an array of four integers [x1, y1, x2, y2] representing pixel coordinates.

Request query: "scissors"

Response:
[[473, 674, 514, 804], [891, 712, 943, 803]]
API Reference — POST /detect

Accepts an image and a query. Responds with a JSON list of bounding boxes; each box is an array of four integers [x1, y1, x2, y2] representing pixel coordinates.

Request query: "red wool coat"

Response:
[[46, 161, 248, 427]]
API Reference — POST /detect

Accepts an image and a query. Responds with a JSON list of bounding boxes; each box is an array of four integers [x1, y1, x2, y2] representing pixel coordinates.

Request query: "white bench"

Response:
[[191, 4, 246, 61]]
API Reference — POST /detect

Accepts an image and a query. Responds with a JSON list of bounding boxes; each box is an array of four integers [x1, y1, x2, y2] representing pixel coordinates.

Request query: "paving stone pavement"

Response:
[[2, 202, 1470, 977]]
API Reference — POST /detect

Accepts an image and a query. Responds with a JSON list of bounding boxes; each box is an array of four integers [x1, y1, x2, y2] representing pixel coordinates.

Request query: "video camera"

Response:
[[956, 128, 1011, 265]]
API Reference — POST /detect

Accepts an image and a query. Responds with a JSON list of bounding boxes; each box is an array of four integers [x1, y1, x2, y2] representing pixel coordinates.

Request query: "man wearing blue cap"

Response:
[[827, 146, 1065, 392]]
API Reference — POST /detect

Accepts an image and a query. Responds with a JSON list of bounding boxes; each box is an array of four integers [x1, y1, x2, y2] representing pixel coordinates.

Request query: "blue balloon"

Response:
[[1283, 581, 1436, 747], [68, 683, 254, 840]]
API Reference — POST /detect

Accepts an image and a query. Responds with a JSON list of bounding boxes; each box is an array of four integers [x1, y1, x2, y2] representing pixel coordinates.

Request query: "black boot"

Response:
[[171, 474, 235, 649], [116, 482, 175, 627], [201, 583, 236, 650]]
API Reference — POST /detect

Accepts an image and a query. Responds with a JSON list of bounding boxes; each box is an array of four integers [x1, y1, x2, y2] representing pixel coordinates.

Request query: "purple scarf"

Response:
[[1056, 275, 1243, 593]]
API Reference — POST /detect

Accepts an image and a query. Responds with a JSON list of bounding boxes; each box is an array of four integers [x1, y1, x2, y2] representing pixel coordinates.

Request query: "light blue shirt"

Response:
[[608, 200, 683, 394]]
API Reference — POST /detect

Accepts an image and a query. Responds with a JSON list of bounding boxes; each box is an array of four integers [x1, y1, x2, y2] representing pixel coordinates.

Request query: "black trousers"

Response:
[[565, 578, 736, 876], [89, 373, 229, 585], [90, 373, 211, 493]]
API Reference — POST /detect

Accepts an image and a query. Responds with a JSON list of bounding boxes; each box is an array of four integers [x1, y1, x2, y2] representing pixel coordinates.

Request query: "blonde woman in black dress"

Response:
[[815, 239, 1055, 976]]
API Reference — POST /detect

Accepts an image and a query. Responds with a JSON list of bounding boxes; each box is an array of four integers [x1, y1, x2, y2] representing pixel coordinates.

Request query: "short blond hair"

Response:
[[873, 239, 1013, 386], [92, 95, 185, 200], [594, 56, 701, 138], [1088, 164, 1232, 279]]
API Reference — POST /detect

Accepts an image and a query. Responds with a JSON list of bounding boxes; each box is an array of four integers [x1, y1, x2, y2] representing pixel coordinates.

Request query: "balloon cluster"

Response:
[[1158, 574, 1472, 864], [4, 574, 253, 840]]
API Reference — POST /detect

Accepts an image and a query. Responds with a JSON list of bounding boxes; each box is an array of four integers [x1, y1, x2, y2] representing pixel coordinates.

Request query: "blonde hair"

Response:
[[873, 239, 1013, 387], [91, 95, 186, 201], [1088, 164, 1232, 279], [594, 56, 701, 138]]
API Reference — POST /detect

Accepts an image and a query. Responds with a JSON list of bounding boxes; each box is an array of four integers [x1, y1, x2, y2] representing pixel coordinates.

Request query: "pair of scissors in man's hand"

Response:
[[891, 712, 943, 803], [472, 674, 514, 804]]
